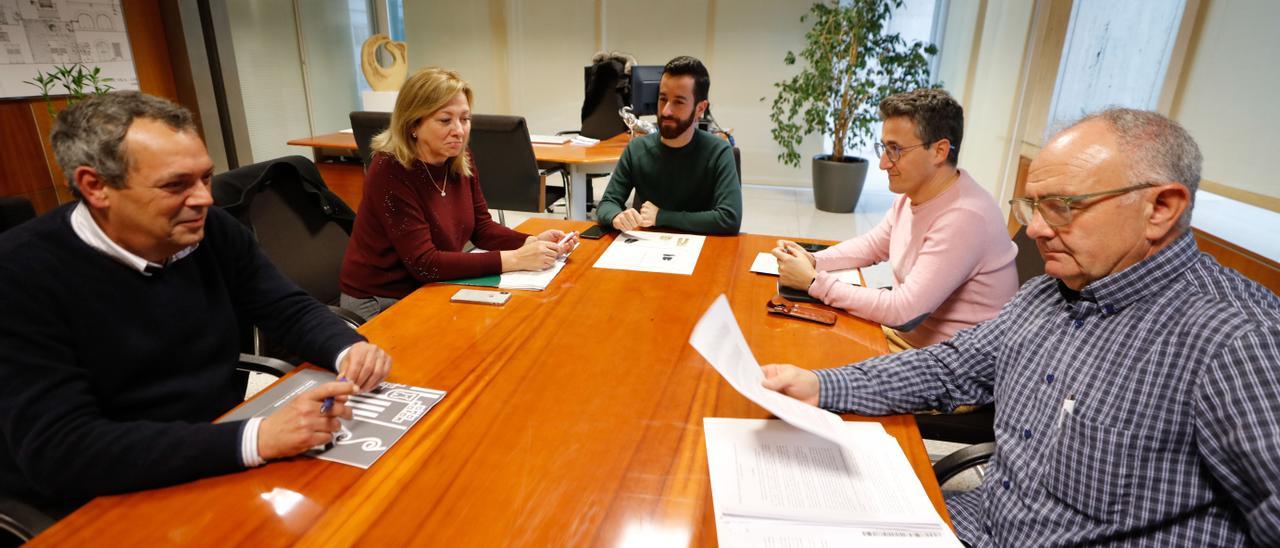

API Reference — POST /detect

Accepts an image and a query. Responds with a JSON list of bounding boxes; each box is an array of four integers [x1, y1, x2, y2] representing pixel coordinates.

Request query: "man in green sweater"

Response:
[[596, 56, 742, 235]]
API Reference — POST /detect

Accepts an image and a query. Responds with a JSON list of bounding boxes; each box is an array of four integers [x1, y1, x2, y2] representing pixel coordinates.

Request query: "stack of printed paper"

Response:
[[690, 296, 959, 546]]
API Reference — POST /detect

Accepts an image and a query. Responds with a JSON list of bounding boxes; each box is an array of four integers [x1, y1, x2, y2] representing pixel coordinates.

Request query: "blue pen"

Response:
[[320, 376, 349, 414]]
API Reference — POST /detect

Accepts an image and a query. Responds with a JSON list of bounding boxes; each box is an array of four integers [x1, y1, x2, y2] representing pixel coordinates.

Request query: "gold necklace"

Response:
[[425, 164, 446, 197]]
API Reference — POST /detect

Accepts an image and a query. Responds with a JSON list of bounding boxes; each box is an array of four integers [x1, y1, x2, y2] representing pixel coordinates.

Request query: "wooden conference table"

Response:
[[33, 219, 948, 546], [287, 132, 630, 221]]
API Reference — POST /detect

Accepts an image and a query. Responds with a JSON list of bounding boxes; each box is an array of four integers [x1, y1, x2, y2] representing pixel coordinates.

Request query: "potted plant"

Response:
[[767, 0, 936, 212], [25, 63, 115, 118]]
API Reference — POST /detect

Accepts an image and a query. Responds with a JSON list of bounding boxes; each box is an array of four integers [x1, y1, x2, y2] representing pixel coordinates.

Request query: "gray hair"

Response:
[[1066, 108, 1202, 230], [50, 91, 196, 194]]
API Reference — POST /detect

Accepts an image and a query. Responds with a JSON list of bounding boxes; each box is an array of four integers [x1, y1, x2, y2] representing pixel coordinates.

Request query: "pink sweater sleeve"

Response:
[[809, 209, 990, 329], [812, 209, 894, 272]]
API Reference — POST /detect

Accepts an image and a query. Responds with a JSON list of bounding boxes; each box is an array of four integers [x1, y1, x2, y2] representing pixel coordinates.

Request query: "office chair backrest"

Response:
[[213, 157, 354, 306], [468, 114, 545, 213], [350, 111, 392, 169], [0, 196, 37, 234], [1012, 226, 1045, 285], [248, 183, 351, 305], [581, 61, 629, 140]]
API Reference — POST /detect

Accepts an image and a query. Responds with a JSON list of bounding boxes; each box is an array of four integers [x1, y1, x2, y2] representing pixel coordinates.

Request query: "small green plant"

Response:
[[25, 64, 115, 118], [767, 0, 937, 167]]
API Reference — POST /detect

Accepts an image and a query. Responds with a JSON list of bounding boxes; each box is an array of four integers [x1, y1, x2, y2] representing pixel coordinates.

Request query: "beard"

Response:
[[658, 109, 697, 139]]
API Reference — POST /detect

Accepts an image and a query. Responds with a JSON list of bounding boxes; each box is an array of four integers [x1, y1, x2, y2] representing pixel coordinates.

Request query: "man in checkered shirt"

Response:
[[761, 108, 1280, 547]]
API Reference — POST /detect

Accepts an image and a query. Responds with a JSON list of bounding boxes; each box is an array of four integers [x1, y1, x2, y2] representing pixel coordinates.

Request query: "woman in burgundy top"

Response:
[[340, 67, 576, 320]]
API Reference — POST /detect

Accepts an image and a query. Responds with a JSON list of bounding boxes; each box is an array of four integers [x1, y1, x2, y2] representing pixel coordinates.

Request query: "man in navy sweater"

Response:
[[0, 92, 392, 518]]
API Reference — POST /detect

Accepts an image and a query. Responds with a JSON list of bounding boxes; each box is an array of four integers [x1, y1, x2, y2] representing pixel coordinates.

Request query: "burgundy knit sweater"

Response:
[[340, 152, 529, 298]]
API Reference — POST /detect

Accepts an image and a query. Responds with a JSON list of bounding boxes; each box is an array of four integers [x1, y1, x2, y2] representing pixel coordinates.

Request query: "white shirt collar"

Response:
[[69, 201, 198, 276]]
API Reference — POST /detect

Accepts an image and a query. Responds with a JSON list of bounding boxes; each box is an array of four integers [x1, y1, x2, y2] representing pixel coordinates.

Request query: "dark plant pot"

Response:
[[811, 154, 869, 213]]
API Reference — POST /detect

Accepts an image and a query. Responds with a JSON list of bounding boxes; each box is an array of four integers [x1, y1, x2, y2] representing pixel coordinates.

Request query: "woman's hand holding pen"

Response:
[[535, 229, 578, 256], [771, 240, 819, 291], [502, 237, 559, 272]]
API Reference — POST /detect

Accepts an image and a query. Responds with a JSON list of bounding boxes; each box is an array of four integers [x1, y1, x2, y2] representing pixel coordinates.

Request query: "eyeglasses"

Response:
[[874, 140, 954, 163], [1009, 183, 1155, 227], [874, 141, 927, 163]]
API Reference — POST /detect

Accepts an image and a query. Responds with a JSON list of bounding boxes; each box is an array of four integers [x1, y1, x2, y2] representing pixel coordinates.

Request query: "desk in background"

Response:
[[287, 132, 629, 221], [33, 220, 947, 546]]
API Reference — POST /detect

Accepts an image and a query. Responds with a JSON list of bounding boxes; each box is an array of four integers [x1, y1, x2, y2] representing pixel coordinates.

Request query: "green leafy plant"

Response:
[[25, 64, 115, 119], [767, 0, 937, 167]]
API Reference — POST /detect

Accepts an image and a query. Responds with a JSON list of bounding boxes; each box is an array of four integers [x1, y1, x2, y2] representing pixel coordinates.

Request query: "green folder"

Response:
[[440, 274, 501, 287]]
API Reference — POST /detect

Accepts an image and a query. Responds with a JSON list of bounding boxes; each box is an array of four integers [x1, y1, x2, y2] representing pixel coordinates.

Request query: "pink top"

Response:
[[810, 170, 1019, 348]]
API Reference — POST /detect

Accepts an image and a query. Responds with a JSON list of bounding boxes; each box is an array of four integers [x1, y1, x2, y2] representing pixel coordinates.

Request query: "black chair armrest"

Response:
[[932, 442, 997, 486], [236, 353, 295, 378], [0, 493, 56, 542], [328, 305, 366, 329], [538, 164, 567, 178]]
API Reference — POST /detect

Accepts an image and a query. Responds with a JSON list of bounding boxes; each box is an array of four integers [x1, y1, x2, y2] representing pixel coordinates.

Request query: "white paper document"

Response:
[[593, 231, 705, 275], [471, 241, 577, 291], [689, 295, 851, 445], [750, 252, 863, 286], [705, 419, 959, 547], [529, 133, 571, 145], [499, 253, 568, 290], [690, 295, 959, 546]]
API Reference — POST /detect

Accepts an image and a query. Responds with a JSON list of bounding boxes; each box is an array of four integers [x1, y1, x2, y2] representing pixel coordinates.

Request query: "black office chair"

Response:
[[552, 59, 633, 213], [0, 494, 54, 546], [0, 197, 37, 234], [212, 156, 365, 361], [350, 111, 392, 170], [469, 114, 567, 223], [925, 227, 1045, 490]]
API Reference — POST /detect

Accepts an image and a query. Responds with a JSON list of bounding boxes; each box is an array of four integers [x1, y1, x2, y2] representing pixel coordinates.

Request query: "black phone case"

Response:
[[581, 225, 611, 239], [777, 281, 822, 304]]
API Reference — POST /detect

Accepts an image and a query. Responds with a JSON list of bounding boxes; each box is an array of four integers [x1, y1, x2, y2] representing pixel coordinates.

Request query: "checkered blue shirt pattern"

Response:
[[814, 233, 1280, 546]]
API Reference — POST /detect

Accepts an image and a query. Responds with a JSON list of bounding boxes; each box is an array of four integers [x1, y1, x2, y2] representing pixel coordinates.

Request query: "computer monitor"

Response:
[[628, 65, 663, 116]]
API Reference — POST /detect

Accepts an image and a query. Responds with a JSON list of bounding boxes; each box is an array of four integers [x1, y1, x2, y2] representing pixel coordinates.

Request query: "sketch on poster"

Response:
[[218, 368, 446, 470], [0, 0, 139, 98]]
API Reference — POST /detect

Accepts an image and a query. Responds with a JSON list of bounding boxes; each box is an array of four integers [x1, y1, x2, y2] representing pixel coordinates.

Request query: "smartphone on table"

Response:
[[580, 225, 612, 240], [450, 289, 511, 306]]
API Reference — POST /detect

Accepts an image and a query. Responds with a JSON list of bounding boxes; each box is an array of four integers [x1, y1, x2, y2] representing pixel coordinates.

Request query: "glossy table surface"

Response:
[[33, 219, 948, 546], [286, 132, 630, 167], [286, 131, 360, 151], [530, 133, 630, 165]]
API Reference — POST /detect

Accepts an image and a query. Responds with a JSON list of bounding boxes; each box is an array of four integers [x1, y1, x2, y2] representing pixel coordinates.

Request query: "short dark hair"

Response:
[[878, 88, 963, 166], [51, 91, 196, 193], [662, 55, 710, 104]]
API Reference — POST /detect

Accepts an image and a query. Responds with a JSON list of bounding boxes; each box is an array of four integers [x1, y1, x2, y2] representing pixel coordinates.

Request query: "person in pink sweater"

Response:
[[774, 88, 1018, 350]]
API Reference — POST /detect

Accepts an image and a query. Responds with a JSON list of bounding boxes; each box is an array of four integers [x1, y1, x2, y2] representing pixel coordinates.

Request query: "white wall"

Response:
[[225, 0, 312, 164], [950, 0, 1035, 200], [1171, 0, 1280, 200], [402, 0, 891, 187]]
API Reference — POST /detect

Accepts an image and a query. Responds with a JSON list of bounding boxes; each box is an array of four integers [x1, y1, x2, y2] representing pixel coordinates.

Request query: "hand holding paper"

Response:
[[688, 294, 851, 447]]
